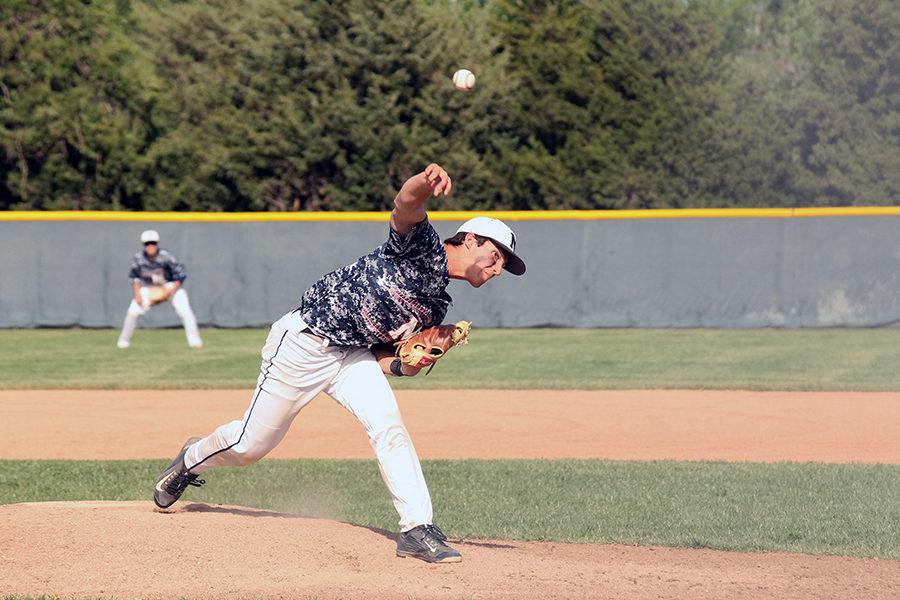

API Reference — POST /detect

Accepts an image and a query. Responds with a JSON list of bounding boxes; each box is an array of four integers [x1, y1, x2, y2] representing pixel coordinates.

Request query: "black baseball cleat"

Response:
[[396, 524, 462, 563], [153, 437, 205, 509]]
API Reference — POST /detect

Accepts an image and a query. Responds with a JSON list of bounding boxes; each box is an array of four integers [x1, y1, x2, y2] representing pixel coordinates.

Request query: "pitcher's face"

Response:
[[463, 237, 505, 288]]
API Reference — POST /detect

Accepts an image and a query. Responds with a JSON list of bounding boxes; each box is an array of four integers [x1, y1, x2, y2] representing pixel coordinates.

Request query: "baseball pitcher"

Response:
[[117, 230, 203, 349], [152, 164, 525, 563]]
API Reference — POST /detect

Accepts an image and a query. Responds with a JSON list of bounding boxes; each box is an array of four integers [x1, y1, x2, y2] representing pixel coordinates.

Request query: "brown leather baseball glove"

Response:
[[396, 321, 471, 374], [145, 285, 169, 305]]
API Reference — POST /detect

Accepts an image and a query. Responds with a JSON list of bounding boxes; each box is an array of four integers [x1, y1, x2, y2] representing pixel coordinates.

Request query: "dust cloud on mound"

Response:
[[1, 501, 897, 600]]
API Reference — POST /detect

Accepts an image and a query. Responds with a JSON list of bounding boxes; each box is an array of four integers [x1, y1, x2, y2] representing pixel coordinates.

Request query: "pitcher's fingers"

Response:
[[434, 173, 452, 196]]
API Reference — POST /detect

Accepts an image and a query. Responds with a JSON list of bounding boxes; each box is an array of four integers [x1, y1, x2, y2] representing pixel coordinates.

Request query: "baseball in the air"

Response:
[[452, 69, 476, 92]]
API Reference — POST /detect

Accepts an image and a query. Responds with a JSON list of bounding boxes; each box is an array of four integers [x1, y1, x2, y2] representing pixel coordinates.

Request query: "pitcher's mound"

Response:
[[1, 501, 896, 600]]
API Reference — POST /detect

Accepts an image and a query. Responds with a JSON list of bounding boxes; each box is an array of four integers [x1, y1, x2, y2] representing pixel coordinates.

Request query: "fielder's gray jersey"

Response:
[[128, 249, 187, 286], [297, 218, 451, 347]]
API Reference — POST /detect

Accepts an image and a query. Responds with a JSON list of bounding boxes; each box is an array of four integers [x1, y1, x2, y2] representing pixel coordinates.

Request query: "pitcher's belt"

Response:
[[300, 327, 326, 344]]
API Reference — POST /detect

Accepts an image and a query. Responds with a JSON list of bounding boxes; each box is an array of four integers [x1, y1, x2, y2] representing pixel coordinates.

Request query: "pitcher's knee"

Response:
[[370, 422, 411, 453], [229, 441, 269, 466]]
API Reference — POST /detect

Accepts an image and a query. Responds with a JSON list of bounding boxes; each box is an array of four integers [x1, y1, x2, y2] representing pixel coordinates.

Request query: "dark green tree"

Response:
[[0, 0, 157, 209], [785, 0, 898, 204], [1, 0, 895, 211], [734, 0, 899, 206], [139, 0, 513, 211], [487, 0, 758, 209]]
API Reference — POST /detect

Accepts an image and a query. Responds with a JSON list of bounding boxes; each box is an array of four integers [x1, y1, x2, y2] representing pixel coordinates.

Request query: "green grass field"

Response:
[[2, 327, 900, 390], [2, 459, 898, 560], [1, 328, 898, 563]]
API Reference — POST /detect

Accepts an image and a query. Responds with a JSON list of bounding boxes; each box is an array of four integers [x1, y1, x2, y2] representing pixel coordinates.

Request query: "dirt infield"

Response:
[[2, 389, 899, 462], [2, 501, 898, 600], [1, 388, 899, 599]]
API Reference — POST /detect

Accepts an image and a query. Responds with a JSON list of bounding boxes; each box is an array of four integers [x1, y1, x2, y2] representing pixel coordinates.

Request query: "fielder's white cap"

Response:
[[140, 229, 160, 244], [455, 217, 526, 275]]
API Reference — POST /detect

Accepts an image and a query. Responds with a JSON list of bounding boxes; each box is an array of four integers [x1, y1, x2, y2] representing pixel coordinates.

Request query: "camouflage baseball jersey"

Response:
[[128, 249, 187, 286], [297, 218, 452, 347]]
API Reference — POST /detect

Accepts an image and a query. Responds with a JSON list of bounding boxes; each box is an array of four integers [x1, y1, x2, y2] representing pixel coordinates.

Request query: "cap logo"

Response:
[[508, 230, 517, 251]]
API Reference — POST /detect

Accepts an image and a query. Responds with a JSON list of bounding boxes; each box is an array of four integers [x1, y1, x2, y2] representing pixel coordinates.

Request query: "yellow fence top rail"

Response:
[[2, 207, 900, 222]]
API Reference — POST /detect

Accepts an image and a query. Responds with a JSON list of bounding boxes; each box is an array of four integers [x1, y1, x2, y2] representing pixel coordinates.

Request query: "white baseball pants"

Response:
[[182, 310, 433, 532], [117, 286, 203, 348]]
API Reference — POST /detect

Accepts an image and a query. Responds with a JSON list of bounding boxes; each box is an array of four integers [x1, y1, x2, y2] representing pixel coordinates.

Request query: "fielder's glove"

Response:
[[397, 321, 471, 374], [145, 286, 169, 305]]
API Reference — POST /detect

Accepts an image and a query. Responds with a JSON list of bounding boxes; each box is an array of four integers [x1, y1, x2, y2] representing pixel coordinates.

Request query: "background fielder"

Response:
[[152, 163, 525, 564], [117, 230, 203, 349]]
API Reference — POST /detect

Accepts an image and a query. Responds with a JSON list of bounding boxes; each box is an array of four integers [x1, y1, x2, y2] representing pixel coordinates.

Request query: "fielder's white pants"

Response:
[[117, 286, 203, 348], [182, 310, 433, 532]]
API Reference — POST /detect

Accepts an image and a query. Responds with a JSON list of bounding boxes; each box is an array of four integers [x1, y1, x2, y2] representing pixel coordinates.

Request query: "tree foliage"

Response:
[[0, 0, 896, 210], [0, 0, 157, 209]]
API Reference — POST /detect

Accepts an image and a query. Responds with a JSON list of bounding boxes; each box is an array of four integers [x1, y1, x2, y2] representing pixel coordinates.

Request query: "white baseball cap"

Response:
[[455, 217, 526, 275], [140, 229, 160, 244]]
